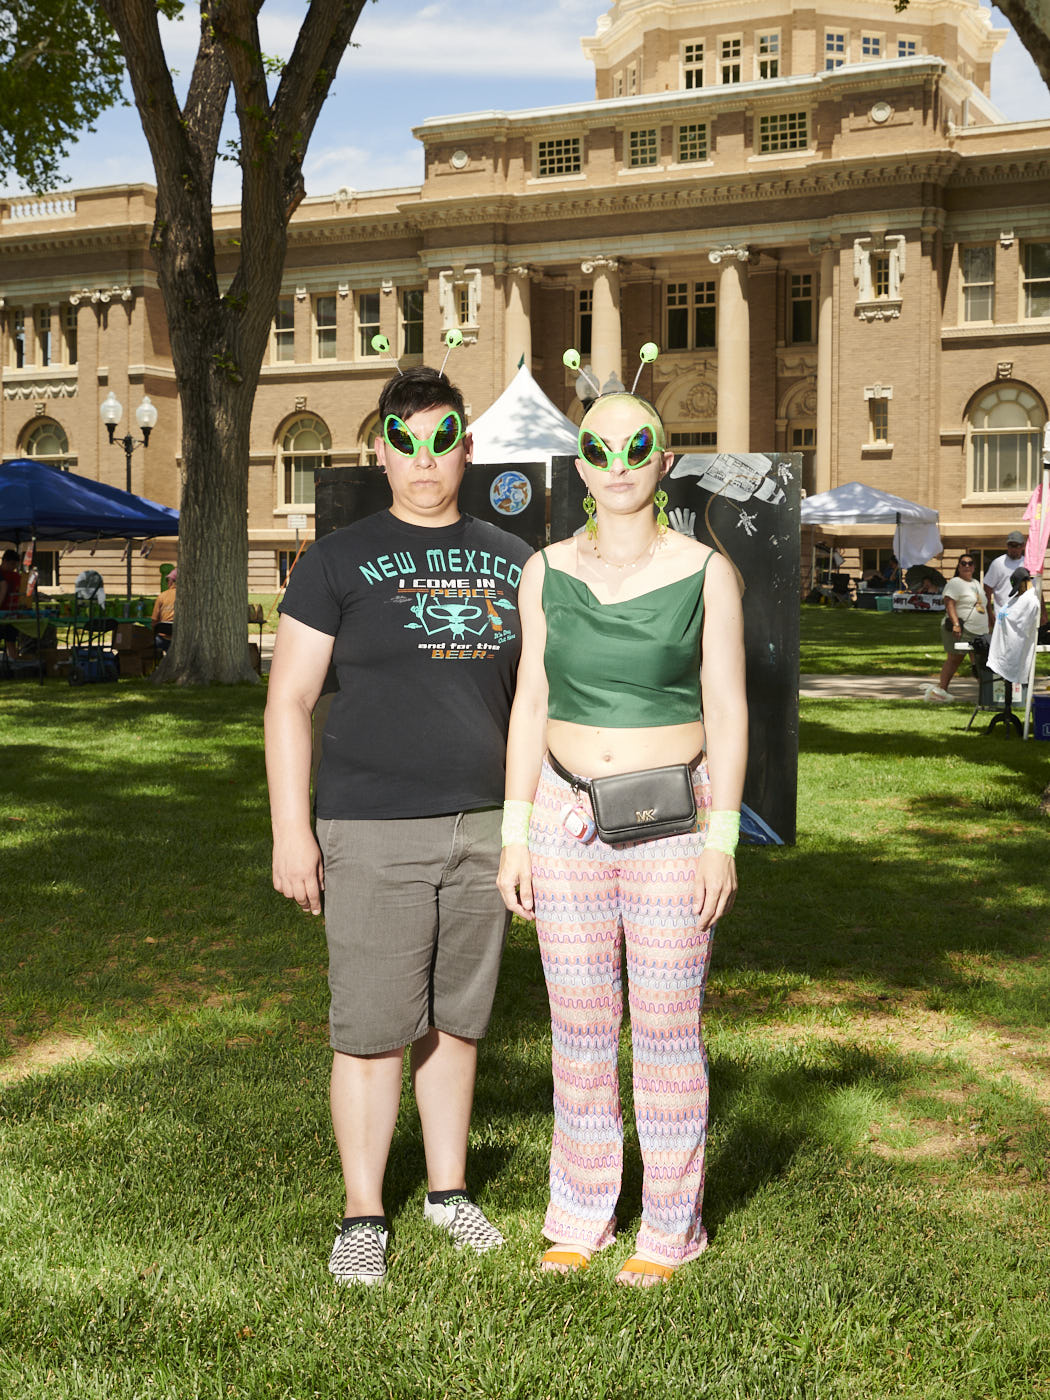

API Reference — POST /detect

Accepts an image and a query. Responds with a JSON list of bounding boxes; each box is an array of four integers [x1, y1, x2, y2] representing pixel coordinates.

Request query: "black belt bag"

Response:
[[548, 752, 698, 844]]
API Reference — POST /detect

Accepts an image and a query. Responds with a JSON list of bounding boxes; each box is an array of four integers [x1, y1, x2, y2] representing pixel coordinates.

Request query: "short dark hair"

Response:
[[377, 367, 466, 428], [2, 549, 18, 565]]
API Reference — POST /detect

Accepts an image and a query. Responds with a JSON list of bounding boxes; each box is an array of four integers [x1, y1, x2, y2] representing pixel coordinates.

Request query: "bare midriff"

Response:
[[546, 718, 706, 780]]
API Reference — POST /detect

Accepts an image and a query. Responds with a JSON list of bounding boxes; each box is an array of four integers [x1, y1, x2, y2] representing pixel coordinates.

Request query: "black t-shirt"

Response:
[[279, 510, 533, 820]]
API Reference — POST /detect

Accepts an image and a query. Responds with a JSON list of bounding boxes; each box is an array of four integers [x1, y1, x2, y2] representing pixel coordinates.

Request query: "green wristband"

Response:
[[705, 809, 740, 857], [501, 800, 533, 847]]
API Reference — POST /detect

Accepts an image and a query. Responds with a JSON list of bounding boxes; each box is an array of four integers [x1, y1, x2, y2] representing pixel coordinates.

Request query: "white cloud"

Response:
[[302, 142, 422, 196]]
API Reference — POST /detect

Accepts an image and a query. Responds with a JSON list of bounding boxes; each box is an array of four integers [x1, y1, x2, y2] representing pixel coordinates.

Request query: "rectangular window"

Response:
[[314, 294, 337, 360], [791, 427, 816, 449], [626, 62, 638, 94], [668, 430, 717, 448], [869, 399, 889, 444], [861, 34, 882, 59], [577, 289, 593, 356], [273, 296, 295, 362], [401, 289, 423, 356], [676, 123, 708, 163], [871, 252, 891, 299], [13, 309, 25, 368], [63, 304, 77, 365], [627, 128, 659, 167], [720, 36, 741, 84], [897, 38, 918, 57], [790, 273, 814, 342], [757, 32, 779, 80], [961, 246, 994, 322], [613, 72, 624, 97], [36, 306, 52, 367], [537, 136, 582, 177], [758, 111, 808, 153], [972, 433, 1040, 494], [277, 550, 296, 586], [666, 280, 716, 350], [357, 292, 380, 355], [683, 40, 704, 89], [825, 31, 847, 69], [1023, 242, 1050, 319]]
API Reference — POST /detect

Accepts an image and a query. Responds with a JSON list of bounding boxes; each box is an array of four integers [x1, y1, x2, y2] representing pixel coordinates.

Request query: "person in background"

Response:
[[923, 554, 987, 703], [1, 548, 23, 659], [151, 566, 177, 651], [983, 532, 1027, 618]]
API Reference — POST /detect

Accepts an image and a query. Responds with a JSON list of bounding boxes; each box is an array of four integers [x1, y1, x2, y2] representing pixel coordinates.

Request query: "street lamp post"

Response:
[[100, 391, 158, 600]]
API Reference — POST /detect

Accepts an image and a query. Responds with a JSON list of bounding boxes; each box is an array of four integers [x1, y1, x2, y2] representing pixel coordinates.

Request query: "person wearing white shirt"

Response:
[[983, 532, 1027, 616]]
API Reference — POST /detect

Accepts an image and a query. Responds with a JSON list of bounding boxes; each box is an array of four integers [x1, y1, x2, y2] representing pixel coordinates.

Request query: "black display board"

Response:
[[315, 463, 547, 549], [553, 451, 800, 845]]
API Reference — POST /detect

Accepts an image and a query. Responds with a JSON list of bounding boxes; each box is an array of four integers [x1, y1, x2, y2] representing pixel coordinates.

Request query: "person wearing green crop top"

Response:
[[497, 391, 748, 1287]]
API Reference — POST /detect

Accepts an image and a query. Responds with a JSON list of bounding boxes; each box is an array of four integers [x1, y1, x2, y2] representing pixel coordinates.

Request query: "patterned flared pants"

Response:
[[530, 755, 715, 1266]]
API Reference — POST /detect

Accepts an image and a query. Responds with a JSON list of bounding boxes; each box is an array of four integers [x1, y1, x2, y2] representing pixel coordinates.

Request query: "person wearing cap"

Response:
[[151, 566, 177, 651], [983, 532, 1027, 617]]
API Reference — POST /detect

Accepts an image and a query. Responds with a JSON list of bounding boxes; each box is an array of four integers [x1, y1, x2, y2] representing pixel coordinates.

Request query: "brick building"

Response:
[[2, 0, 1048, 591]]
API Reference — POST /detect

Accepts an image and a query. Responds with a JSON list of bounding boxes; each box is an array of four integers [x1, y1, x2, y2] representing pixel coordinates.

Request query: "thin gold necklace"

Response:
[[590, 531, 659, 569]]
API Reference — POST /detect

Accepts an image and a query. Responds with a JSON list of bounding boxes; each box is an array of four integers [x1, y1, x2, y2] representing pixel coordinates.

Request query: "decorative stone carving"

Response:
[[3, 380, 78, 400], [853, 233, 905, 319], [437, 267, 481, 342], [863, 383, 893, 399], [684, 381, 717, 418], [580, 256, 619, 275], [708, 245, 749, 264], [996, 362, 1013, 380]]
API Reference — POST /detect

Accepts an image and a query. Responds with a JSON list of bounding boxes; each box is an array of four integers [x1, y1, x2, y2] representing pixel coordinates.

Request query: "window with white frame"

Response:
[[401, 289, 423, 356], [871, 252, 890, 299], [961, 246, 994, 322], [63, 304, 77, 365], [35, 306, 52, 367], [613, 72, 624, 97], [676, 123, 708, 163], [22, 419, 71, 468], [683, 40, 704, 88], [577, 288, 592, 356], [758, 111, 808, 153], [314, 294, 337, 360], [625, 62, 638, 94], [969, 385, 1043, 494], [868, 397, 889, 444], [627, 128, 659, 167], [825, 31, 847, 69], [720, 36, 741, 83], [279, 414, 331, 509], [666, 280, 716, 350], [1023, 242, 1050, 319], [897, 37, 918, 57], [757, 32, 779, 80], [861, 34, 882, 59], [273, 296, 295, 362], [536, 136, 582, 177], [357, 292, 380, 356], [789, 273, 814, 342]]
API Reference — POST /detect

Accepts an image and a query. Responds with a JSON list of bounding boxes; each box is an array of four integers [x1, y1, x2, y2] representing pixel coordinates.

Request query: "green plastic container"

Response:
[[875, 595, 894, 613]]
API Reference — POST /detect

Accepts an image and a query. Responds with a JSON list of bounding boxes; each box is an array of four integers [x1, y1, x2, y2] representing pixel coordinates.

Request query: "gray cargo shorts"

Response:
[[315, 808, 509, 1055]]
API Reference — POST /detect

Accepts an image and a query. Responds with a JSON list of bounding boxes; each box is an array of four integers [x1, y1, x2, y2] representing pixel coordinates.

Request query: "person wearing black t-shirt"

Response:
[[265, 366, 531, 1286]]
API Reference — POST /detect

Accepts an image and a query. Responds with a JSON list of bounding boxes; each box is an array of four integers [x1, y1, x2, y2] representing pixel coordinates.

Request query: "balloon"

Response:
[[562, 348, 581, 370], [444, 328, 464, 348], [371, 334, 391, 354], [639, 342, 659, 363]]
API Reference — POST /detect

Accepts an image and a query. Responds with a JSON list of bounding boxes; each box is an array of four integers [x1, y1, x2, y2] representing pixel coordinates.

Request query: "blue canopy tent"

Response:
[[0, 458, 179, 681]]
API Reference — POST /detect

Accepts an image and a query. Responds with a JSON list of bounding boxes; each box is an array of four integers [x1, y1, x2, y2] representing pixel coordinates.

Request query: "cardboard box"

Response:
[[113, 623, 155, 653], [41, 648, 71, 678]]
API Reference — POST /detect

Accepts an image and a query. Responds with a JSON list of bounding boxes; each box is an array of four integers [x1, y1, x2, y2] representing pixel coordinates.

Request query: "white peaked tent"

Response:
[[468, 365, 579, 476], [800, 480, 942, 569]]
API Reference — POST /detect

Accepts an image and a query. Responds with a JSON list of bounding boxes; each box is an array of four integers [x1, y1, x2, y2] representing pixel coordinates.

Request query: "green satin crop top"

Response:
[[542, 551, 710, 728]]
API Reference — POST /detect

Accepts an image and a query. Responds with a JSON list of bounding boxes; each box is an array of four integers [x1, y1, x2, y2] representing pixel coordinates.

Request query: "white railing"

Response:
[[4, 197, 77, 221]]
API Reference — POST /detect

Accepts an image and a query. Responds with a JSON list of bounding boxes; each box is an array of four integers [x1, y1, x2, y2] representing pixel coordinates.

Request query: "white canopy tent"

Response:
[[800, 480, 942, 570], [468, 365, 579, 481]]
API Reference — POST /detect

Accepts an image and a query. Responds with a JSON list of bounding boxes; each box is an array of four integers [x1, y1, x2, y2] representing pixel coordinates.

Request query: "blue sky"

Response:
[[4, 0, 1049, 202]]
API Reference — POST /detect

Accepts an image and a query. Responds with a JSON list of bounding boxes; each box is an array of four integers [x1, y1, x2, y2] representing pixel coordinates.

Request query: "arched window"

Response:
[[968, 384, 1044, 495], [278, 414, 331, 508], [21, 418, 71, 469]]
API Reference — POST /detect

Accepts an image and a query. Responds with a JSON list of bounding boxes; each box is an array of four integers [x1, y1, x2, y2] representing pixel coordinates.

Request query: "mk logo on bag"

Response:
[[635, 809, 656, 823]]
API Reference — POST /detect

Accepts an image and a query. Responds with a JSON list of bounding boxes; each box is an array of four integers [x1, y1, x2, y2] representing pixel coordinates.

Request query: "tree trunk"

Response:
[[996, 1, 1050, 92]]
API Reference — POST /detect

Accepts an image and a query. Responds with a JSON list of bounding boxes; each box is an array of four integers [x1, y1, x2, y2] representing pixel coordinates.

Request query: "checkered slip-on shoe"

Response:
[[423, 1194, 504, 1253], [328, 1220, 389, 1286]]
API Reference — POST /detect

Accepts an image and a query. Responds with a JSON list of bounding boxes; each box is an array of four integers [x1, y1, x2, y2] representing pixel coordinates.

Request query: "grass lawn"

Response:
[[3, 682, 1049, 1399], [800, 603, 1050, 678]]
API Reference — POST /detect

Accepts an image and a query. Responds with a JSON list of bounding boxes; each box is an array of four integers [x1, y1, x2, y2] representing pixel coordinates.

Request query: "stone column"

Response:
[[505, 266, 532, 381], [812, 240, 836, 494], [708, 245, 750, 451], [581, 257, 621, 390]]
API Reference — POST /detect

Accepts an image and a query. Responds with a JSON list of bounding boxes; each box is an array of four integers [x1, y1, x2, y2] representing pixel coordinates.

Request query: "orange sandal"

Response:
[[540, 1247, 590, 1273], [616, 1256, 675, 1285]]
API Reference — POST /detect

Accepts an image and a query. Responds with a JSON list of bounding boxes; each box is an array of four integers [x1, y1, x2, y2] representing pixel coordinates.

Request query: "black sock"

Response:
[[340, 1214, 387, 1232], [427, 1188, 469, 1206]]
